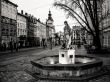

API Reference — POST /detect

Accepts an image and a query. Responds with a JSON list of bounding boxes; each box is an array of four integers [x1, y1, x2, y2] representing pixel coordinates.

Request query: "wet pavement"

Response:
[[0, 45, 110, 82]]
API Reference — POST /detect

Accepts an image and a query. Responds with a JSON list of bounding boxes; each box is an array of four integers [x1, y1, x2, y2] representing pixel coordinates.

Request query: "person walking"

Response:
[[15, 41, 19, 52], [9, 40, 13, 52], [3, 43, 6, 51], [42, 38, 45, 49], [61, 40, 66, 49], [49, 37, 52, 50]]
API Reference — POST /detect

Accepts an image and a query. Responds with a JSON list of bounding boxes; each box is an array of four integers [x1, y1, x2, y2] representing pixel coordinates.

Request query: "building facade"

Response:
[[0, 0, 56, 49], [36, 20, 46, 42], [17, 11, 27, 47], [26, 14, 47, 47], [26, 15, 37, 46], [17, 12, 27, 37], [101, 0, 110, 48], [72, 26, 86, 45], [0, 0, 18, 47]]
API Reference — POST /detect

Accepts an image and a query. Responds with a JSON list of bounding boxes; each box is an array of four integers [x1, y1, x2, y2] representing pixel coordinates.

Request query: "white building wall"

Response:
[[17, 14, 27, 37], [36, 21, 46, 41]]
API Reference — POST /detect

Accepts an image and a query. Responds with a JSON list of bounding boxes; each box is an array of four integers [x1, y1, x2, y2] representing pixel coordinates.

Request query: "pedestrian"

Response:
[[49, 37, 52, 50], [61, 40, 66, 49], [15, 41, 19, 52], [44, 39, 46, 49], [42, 38, 45, 49], [9, 40, 14, 52], [3, 43, 6, 51], [45, 40, 47, 48], [77, 43, 81, 48], [14, 42, 16, 50], [18, 41, 20, 50], [0, 43, 2, 51]]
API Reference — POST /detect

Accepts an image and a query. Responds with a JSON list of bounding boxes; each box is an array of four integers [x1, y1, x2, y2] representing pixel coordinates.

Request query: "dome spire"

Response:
[[48, 9, 51, 17], [48, 9, 53, 21]]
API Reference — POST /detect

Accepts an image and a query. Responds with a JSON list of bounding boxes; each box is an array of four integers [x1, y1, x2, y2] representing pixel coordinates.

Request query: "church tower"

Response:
[[46, 10, 55, 40], [48, 10, 53, 22]]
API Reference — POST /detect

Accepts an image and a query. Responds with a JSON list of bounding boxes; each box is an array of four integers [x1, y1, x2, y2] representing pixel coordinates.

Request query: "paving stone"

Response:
[[0, 46, 110, 82]]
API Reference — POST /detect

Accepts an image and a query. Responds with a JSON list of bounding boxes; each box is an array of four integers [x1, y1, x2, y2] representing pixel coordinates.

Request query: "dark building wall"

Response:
[[1, 16, 17, 42], [0, 0, 17, 51], [27, 23, 34, 37], [26, 16, 38, 46]]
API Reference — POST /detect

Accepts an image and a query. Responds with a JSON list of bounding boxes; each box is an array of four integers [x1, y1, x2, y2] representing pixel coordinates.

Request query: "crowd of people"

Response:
[[41, 37, 55, 50], [0, 40, 20, 52], [0, 37, 60, 53]]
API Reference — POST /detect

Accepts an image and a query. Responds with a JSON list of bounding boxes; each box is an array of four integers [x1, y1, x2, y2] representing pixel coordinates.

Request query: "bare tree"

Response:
[[54, 0, 109, 50]]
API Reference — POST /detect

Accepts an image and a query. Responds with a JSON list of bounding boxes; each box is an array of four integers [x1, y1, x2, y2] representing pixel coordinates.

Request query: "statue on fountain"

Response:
[[59, 21, 75, 64], [61, 21, 73, 49]]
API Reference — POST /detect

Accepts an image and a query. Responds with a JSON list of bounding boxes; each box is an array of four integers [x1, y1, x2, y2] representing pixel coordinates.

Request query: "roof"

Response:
[[17, 12, 27, 18], [3, 0, 18, 7]]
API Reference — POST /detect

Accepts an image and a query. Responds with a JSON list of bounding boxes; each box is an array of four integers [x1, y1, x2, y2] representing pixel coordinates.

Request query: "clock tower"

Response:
[[46, 10, 55, 40]]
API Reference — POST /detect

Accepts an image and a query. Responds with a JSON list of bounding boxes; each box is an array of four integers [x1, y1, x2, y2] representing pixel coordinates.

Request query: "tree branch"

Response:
[[75, 0, 94, 35], [54, 1, 94, 35], [64, 7, 93, 34], [54, 2, 88, 27]]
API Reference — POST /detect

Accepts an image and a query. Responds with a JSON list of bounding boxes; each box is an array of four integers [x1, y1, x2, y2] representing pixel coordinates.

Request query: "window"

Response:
[[103, 36, 107, 46], [62, 54, 64, 57], [17, 23, 19, 27], [70, 55, 73, 58], [108, 35, 110, 46]]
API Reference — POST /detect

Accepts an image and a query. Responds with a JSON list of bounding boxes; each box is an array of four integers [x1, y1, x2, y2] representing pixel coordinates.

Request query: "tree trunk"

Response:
[[93, 35, 102, 51]]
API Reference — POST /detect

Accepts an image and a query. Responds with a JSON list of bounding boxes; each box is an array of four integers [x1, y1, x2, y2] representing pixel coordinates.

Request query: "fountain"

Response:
[[30, 39, 104, 82], [30, 21, 106, 82], [30, 54, 103, 82]]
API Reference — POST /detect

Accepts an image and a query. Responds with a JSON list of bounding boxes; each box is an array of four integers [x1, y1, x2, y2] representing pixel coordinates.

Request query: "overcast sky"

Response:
[[10, 0, 75, 32]]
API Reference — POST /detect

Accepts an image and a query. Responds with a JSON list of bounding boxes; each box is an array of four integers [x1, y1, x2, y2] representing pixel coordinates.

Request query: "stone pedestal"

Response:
[[59, 49, 75, 64]]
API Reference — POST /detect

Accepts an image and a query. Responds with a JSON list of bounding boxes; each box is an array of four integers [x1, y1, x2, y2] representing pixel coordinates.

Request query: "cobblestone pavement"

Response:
[[0, 46, 60, 82], [0, 45, 110, 82]]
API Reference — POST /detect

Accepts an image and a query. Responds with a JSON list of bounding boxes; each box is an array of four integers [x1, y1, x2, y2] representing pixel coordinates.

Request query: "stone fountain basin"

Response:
[[31, 55, 103, 77]]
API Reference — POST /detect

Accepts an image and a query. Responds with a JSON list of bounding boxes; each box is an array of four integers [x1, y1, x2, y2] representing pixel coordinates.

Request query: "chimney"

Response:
[[21, 10, 23, 14], [25, 13, 28, 16], [38, 18, 40, 22]]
